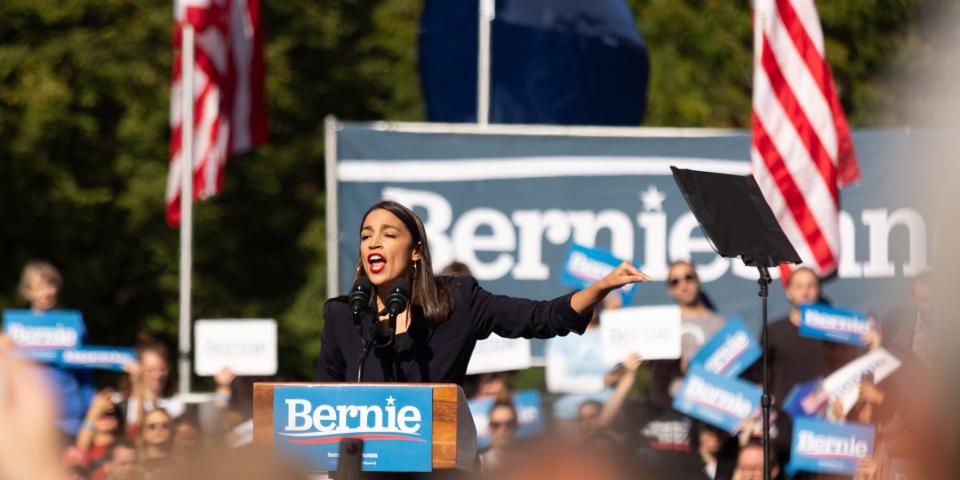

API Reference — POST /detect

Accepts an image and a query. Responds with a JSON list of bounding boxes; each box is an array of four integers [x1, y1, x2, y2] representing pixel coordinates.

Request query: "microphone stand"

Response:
[[757, 265, 773, 480], [354, 293, 375, 383], [357, 324, 376, 383], [387, 309, 399, 350], [357, 308, 396, 382]]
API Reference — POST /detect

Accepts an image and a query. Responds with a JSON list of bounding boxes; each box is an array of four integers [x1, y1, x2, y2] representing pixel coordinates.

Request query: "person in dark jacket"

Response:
[[317, 200, 651, 384]]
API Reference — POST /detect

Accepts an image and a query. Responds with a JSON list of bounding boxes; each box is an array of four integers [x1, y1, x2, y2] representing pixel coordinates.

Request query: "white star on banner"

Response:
[[386, 395, 396, 406], [640, 185, 666, 212]]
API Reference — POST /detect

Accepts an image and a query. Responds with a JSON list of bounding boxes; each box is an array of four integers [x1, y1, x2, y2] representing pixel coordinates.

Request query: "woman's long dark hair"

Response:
[[355, 200, 454, 326]]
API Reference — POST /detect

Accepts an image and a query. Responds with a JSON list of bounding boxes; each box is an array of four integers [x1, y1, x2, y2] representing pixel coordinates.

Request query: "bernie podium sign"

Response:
[[253, 383, 476, 473]]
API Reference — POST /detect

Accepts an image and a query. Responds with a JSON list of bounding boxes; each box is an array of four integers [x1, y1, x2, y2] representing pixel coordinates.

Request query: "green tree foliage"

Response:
[[0, 0, 946, 381]]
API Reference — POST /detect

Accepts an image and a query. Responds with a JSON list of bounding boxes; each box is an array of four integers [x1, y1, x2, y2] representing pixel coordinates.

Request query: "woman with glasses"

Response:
[[140, 409, 173, 475], [317, 200, 652, 384], [480, 400, 519, 473]]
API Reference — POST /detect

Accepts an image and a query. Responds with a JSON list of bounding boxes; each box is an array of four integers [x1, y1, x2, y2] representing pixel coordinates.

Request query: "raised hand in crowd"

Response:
[[858, 377, 885, 406], [853, 456, 880, 480], [123, 360, 144, 396], [827, 395, 846, 422], [597, 353, 643, 429], [75, 388, 121, 452], [213, 367, 236, 408], [733, 409, 780, 447], [123, 359, 148, 435], [862, 316, 883, 351], [0, 352, 68, 480]]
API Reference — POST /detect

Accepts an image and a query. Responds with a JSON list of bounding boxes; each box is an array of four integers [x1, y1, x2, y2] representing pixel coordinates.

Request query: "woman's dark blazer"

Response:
[[316, 275, 592, 384]]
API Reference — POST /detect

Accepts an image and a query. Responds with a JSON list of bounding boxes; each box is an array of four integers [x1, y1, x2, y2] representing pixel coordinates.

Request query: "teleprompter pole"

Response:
[[758, 265, 773, 480]]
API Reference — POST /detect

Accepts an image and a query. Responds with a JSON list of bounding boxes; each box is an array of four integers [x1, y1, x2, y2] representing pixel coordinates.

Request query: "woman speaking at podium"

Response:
[[316, 200, 651, 384]]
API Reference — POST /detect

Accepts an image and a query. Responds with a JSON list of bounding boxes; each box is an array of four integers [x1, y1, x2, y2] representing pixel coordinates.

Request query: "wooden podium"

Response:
[[253, 382, 477, 472]]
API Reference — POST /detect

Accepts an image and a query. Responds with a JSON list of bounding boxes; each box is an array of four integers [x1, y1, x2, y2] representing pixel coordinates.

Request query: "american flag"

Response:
[[751, 0, 860, 278], [166, 0, 267, 226]]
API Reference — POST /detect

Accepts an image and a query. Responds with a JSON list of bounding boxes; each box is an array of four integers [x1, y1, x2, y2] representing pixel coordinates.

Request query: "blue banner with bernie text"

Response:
[[273, 385, 433, 472], [672, 365, 761, 432], [688, 316, 761, 377], [800, 304, 870, 346], [3, 309, 84, 362], [788, 418, 874, 476], [56, 347, 137, 372]]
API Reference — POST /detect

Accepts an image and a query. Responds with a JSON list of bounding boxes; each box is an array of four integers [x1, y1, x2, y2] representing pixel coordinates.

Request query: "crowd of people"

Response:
[[1, 261, 262, 480], [0, 258, 953, 479], [465, 261, 949, 480]]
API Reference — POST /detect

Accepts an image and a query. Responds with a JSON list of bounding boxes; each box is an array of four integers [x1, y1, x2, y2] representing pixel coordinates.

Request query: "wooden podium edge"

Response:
[[431, 384, 456, 469], [252, 383, 275, 451]]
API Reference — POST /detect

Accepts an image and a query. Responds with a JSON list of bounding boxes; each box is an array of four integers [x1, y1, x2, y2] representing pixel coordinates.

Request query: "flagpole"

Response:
[[178, 23, 195, 396], [477, 0, 494, 125]]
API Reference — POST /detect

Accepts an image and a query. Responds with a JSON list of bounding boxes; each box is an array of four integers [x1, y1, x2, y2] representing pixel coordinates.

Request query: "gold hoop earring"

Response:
[[355, 263, 362, 277]]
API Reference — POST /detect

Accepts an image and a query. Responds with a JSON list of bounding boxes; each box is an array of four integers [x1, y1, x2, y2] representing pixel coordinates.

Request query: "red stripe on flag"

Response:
[[760, 33, 839, 203], [774, 0, 859, 186], [167, 0, 268, 227], [752, 112, 836, 271], [774, 0, 830, 102]]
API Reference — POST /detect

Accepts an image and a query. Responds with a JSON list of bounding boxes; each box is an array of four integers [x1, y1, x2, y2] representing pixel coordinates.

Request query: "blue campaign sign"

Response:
[[273, 385, 433, 472], [560, 244, 639, 303], [788, 418, 874, 476], [2, 309, 84, 361], [782, 378, 828, 420], [672, 365, 761, 432], [800, 304, 870, 346], [469, 389, 545, 450], [56, 346, 137, 372], [688, 316, 761, 377]]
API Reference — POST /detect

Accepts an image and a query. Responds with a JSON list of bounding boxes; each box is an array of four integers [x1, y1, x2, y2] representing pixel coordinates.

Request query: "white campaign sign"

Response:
[[466, 333, 532, 375], [822, 348, 901, 415], [600, 305, 681, 367], [194, 319, 277, 376]]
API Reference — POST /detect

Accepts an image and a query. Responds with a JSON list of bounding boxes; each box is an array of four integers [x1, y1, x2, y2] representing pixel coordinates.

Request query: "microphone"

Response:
[[386, 279, 410, 316], [348, 277, 371, 338]]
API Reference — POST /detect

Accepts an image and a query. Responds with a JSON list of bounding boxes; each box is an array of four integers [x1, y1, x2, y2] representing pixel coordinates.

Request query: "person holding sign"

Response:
[[747, 267, 831, 404], [9, 260, 95, 437], [316, 200, 652, 384], [646, 261, 725, 408]]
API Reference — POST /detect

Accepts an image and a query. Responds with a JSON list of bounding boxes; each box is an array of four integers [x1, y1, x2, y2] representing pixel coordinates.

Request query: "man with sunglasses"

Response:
[[624, 261, 725, 479], [479, 400, 520, 473], [646, 261, 725, 408]]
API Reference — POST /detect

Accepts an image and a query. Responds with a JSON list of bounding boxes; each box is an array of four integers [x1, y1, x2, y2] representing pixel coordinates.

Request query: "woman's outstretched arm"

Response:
[[570, 261, 651, 314]]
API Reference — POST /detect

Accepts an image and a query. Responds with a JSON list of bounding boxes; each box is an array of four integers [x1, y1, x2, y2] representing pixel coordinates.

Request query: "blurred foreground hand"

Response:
[[0, 353, 66, 480]]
